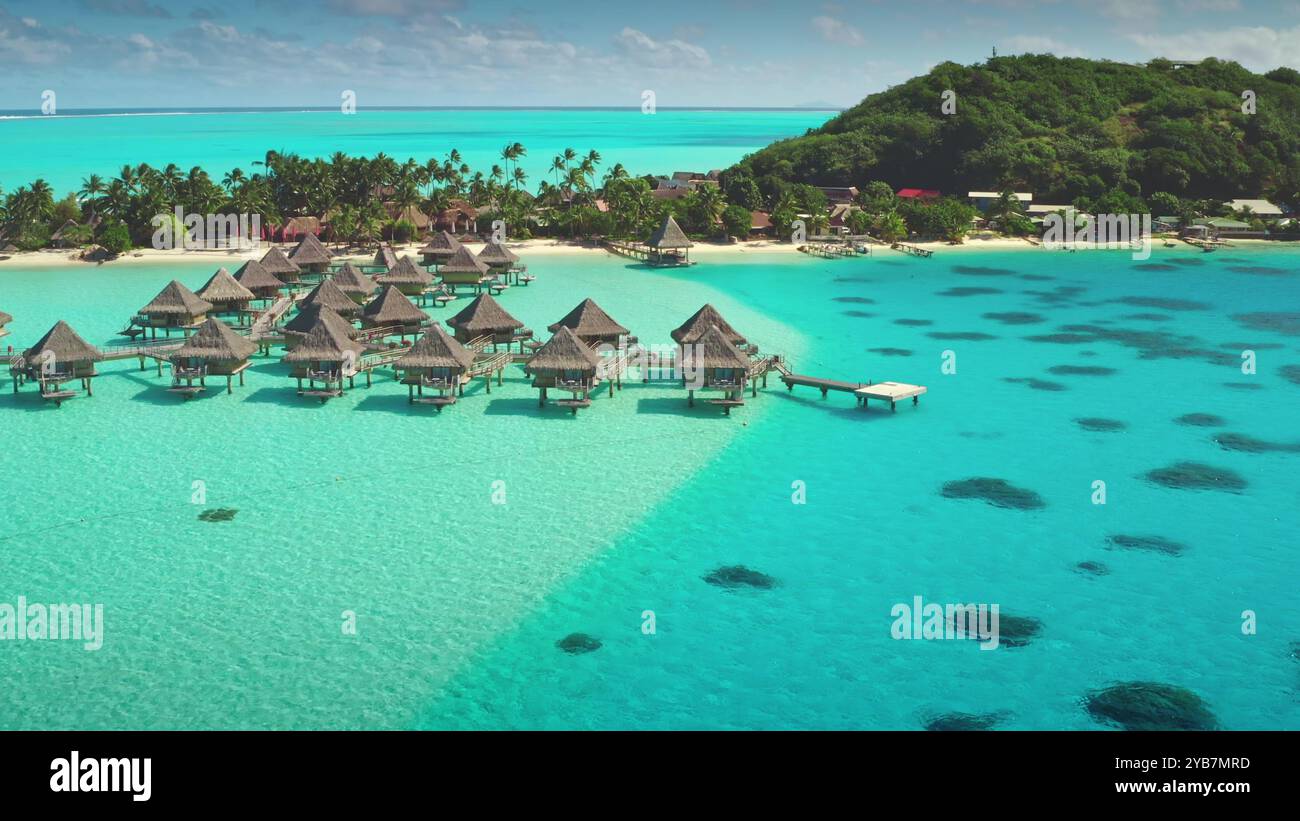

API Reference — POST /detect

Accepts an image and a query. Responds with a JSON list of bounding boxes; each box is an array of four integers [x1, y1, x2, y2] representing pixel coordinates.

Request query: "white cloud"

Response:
[[1097, 0, 1160, 19], [811, 16, 864, 46], [1002, 35, 1086, 57], [613, 27, 710, 70], [1129, 24, 1300, 70]]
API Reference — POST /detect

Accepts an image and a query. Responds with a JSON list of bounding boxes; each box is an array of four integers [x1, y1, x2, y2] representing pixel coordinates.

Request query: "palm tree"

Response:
[[79, 174, 106, 222]]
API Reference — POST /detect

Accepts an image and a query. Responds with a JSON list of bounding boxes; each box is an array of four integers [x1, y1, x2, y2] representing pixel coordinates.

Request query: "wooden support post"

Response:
[[408, 384, 413, 404], [485, 374, 491, 394], [539, 387, 546, 407], [688, 389, 694, 408], [227, 375, 233, 394]]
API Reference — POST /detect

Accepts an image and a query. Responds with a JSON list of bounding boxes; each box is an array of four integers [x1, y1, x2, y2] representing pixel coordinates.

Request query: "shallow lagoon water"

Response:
[[2, 245, 1298, 729]]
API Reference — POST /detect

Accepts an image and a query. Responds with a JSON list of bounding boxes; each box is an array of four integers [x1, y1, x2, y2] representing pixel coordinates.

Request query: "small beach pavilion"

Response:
[[233, 259, 286, 302], [260, 246, 303, 287], [133, 280, 214, 337], [395, 324, 476, 407], [197, 267, 256, 318], [360, 285, 429, 339], [548, 298, 630, 349], [646, 215, 693, 266], [19, 320, 104, 403], [525, 326, 603, 414], [679, 325, 751, 413], [282, 315, 366, 401], [168, 317, 258, 396], [418, 230, 462, 267], [445, 293, 527, 351], [287, 233, 332, 275], [300, 277, 362, 318], [375, 256, 434, 301], [437, 246, 490, 293], [331, 262, 377, 304]]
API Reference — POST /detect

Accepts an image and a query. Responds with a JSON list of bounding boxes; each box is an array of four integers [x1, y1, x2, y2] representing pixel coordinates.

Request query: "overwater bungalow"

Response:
[[282, 304, 359, 349], [547, 298, 630, 348], [418, 230, 462, 267], [360, 286, 429, 339], [525, 326, 602, 414], [133, 280, 214, 337], [331, 262, 377, 304], [375, 256, 434, 300], [19, 320, 104, 404], [647, 215, 693, 266], [394, 324, 476, 407], [0, 309, 11, 340], [282, 315, 366, 401], [287, 232, 332, 275], [233, 259, 286, 302], [438, 246, 491, 293], [445, 293, 527, 351], [168, 317, 258, 396], [477, 239, 520, 271], [197, 267, 256, 317], [373, 243, 398, 271], [671, 303, 748, 347], [300, 277, 362, 318], [260, 246, 303, 287], [679, 325, 751, 413]]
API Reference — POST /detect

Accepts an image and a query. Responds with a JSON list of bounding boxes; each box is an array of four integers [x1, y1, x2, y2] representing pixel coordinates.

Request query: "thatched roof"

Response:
[[373, 244, 398, 270], [301, 278, 360, 314], [547, 298, 629, 340], [527, 326, 601, 372], [681, 325, 751, 370], [445, 293, 523, 335], [476, 239, 520, 266], [375, 256, 433, 287], [419, 230, 462, 257], [24, 320, 103, 363], [671, 303, 746, 345], [50, 219, 81, 241], [259, 246, 301, 275], [233, 259, 286, 291], [648, 215, 692, 249], [288, 232, 332, 265], [331, 262, 376, 297], [0, 310, 12, 326], [283, 304, 359, 337], [139, 280, 214, 317], [197, 267, 256, 304], [438, 245, 489, 275], [282, 315, 365, 363], [396, 324, 475, 370], [172, 317, 257, 362], [362, 286, 429, 326]]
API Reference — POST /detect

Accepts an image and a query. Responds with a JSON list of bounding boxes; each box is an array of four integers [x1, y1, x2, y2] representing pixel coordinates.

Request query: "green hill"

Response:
[[729, 55, 1300, 210]]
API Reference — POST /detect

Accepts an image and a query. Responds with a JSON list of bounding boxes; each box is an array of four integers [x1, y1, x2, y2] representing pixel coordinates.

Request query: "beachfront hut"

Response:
[[525, 326, 602, 414], [671, 303, 748, 347], [282, 315, 366, 401], [547, 298, 630, 348], [679, 325, 751, 413], [0, 309, 11, 340], [287, 232, 332, 274], [395, 324, 476, 407], [233, 259, 286, 302], [646, 215, 693, 265], [168, 317, 258, 396], [445, 293, 527, 351], [360, 285, 429, 338], [134, 280, 214, 337], [331, 262, 377, 304], [20, 320, 104, 403], [260, 246, 303, 287], [300, 278, 362, 318], [375, 256, 433, 299], [373, 243, 398, 271], [418, 230, 462, 267], [437, 246, 490, 292], [196, 267, 256, 316], [282, 304, 359, 349]]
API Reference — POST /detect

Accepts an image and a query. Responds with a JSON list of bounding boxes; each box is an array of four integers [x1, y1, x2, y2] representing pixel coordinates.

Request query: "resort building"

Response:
[[395, 324, 476, 406], [817, 186, 860, 205], [525, 326, 603, 413], [547, 298, 630, 348], [671, 303, 748, 348], [134, 280, 214, 337], [418, 230, 463, 267], [445, 293, 527, 350], [896, 188, 941, 201], [372, 243, 398, 271], [282, 305, 359, 349], [967, 191, 1033, 211], [196, 267, 256, 317], [375, 256, 433, 298], [20, 320, 104, 402], [476, 239, 520, 272], [360, 286, 429, 339], [259, 246, 303, 287], [679, 325, 752, 412], [646, 215, 693, 265], [749, 211, 774, 236], [282, 314, 366, 400], [168, 317, 258, 395], [438, 246, 491, 292], [434, 200, 478, 235], [331, 262, 377, 304], [233, 259, 287, 302], [301, 277, 362, 318], [287, 232, 333, 274], [1228, 199, 1284, 220]]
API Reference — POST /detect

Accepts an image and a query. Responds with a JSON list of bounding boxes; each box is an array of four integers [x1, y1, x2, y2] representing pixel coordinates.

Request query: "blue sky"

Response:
[[2, 0, 1300, 109]]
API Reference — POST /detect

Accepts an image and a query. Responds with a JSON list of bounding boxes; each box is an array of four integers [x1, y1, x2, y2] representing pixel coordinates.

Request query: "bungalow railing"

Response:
[[172, 364, 207, 380]]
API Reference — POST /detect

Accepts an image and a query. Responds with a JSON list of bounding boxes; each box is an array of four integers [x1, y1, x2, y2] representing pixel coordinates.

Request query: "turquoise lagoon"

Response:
[[1, 245, 1298, 729]]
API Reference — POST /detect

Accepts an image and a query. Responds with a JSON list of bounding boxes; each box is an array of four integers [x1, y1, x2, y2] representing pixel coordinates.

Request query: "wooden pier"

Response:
[[771, 358, 925, 411], [891, 242, 933, 258], [602, 240, 694, 267]]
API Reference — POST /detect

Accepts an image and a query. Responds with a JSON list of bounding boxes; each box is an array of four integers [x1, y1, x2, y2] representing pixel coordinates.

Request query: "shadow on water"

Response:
[[634, 397, 738, 418]]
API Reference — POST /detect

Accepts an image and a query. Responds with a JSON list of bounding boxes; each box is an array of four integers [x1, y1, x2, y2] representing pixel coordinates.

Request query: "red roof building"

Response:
[[896, 188, 941, 200]]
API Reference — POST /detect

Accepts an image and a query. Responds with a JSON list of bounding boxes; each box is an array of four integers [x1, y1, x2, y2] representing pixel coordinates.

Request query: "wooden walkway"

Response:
[[602, 240, 693, 267], [772, 357, 926, 411], [891, 242, 933, 257]]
